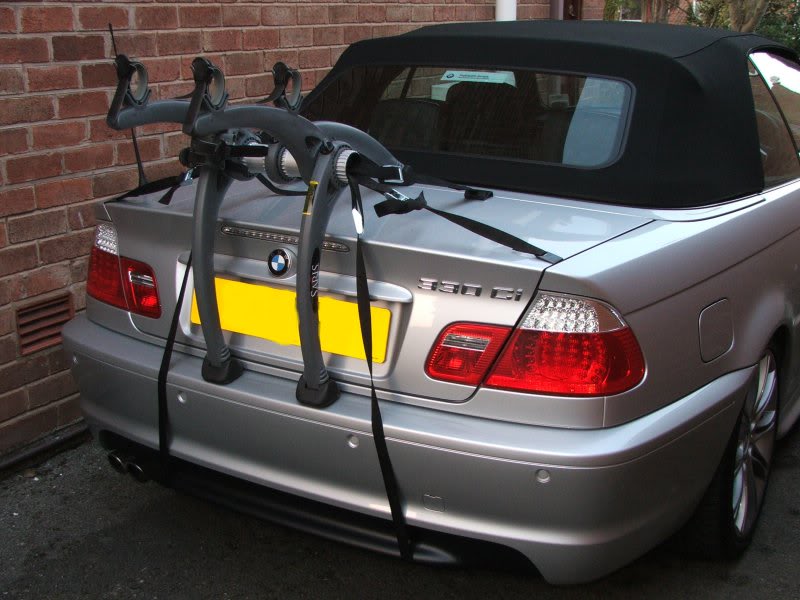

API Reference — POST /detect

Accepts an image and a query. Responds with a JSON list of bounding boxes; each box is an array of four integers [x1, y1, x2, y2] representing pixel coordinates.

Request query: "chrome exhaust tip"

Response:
[[107, 451, 129, 474], [127, 461, 149, 483]]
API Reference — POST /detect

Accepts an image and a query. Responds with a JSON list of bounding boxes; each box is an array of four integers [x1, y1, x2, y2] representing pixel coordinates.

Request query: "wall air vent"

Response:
[[16, 293, 74, 356]]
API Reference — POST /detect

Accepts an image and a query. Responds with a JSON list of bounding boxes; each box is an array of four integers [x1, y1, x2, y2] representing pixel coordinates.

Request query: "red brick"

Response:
[[298, 6, 328, 25], [0, 187, 35, 218], [0, 353, 49, 395], [372, 24, 402, 39], [226, 76, 246, 101], [0, 308, 11, 336], [8, 210, 67, 244], [32, 122, 87, 150], [116, 137, 161, 165], [113, 33, 157, 58], [0, 68, 23, 95], [0, 403, 60, 453], [67, 202, 97, 231], [164, 132, 188, 157], [40, 229, 94, 266], [412, 6, 435, 22], [203, 30, 242, 52], [58, 91, 109, 119], [0, 128, 27, 156], [143, 160, 182, 181], [330, 46, 347, 65], [78, 6, 130, 31], [36, 178, 93, 210], [331, 6, 358, 24], [359, 6, 386, 23], [0, 37, 49, 64], [71, 259, 89, 287], [223, 6, 260, 27], [245, 73, 273, 98], [387, 6, 413, 22], [63, 145, 115, 174], [53, 35, 107, 62], [156, 82, 194, 101], [57, 394, 83, 427], [281, 27, 313, 48], [0, 7, 14, 33], [46, 345, 71, 375], [28, 65, 80, 92], [344, 25, 373, 44], [299, 48, 330, 70], [0, 223, 6, 248], [0, 96, 54, 126], [0, 389, 27, 423], [89, 118, 128, 143], [58, 392, 83, 426], [223, 52, 264, 76], [81, 63, 116, 89], [0, 335, 18, 366], [264, 49, 299, 70], [7, 264, 72, 304], [135, 6, 178, 30], [21, 6, 74, 33], [435, 6, 457, 21], [314, 27, 344, 47], [262, 6, 297, 26], [145, 57, 181, 83], [6, 154, 62, 185], [180, 6, 222, 28], [92, 168, 138, 198], [0, 244, 38, 277], [158, 31, 202, 56], [242, 30, 280, 51]]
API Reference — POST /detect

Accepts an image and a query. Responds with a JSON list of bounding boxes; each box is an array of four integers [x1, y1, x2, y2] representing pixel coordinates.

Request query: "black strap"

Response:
[[256, 174, 306, 197], [372, 190, 562, 264], [355, 236, 413, 561], [347, 154, 492, 201], [157, 253, 193, 483], [112, 174, 186, 204]]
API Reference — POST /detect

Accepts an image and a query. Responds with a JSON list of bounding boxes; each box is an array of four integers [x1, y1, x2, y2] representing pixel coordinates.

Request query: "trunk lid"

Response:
[[105, 178, 651, 401]]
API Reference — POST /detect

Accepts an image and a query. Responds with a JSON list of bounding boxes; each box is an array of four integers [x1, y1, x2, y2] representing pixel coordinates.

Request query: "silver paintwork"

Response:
[[63, 314, 750, 583], [64, 119, 800, 584]]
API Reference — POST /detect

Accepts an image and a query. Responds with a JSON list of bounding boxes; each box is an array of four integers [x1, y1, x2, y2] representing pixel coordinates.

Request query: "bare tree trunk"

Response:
[[728, 0, 770, 31]]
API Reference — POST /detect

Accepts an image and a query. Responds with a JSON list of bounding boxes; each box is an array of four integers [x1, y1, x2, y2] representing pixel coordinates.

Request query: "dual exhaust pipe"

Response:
[[107, 450, 149, 483]]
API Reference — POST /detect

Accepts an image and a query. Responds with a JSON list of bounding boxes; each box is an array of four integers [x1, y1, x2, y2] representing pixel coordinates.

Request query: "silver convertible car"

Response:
[[63, 21, 800, 583]]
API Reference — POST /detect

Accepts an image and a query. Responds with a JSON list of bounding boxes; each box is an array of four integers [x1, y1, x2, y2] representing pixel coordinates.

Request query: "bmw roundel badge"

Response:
[[268, 248, 291, 277]]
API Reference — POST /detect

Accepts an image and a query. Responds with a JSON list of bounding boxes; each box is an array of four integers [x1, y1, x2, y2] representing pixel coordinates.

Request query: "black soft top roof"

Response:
[[307, 21, 797, 208]]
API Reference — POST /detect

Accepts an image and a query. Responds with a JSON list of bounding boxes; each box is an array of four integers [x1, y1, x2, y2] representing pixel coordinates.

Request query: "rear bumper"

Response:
[[63, 314, 749, 584]]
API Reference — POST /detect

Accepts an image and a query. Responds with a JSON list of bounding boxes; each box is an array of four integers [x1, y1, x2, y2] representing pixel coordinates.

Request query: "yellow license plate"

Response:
[[190, 278, 390, 363]]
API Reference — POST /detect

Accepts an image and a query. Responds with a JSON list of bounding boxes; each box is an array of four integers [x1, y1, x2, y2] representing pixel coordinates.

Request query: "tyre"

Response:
[[682, 347, 779, 557]]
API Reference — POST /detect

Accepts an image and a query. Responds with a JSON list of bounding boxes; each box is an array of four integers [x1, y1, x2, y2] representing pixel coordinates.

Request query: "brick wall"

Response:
[[0, 0, 563, 456]]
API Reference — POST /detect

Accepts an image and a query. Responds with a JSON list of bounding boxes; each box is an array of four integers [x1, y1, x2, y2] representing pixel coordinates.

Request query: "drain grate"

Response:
[[16, 293, 74, 356]]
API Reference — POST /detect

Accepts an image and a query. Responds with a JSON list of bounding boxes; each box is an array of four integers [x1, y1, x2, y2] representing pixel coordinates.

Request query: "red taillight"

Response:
[[425, 293, 645, 397], [121, 257, 161, 318], [86, 224, 162, 319], [485, 328, 645, 396], [425, 323, 512, 385], [87, 245, 127, 310]]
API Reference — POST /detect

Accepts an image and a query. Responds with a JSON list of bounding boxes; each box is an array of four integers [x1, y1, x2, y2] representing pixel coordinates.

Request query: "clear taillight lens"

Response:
[[87, 223, 161, 319], [485, 293, 645, 396]]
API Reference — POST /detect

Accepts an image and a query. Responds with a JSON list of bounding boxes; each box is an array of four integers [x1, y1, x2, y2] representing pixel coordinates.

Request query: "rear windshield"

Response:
[[303, 66, 632, 168]]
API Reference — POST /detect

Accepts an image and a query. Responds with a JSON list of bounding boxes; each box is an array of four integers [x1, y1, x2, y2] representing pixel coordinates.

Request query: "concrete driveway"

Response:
[[1, 430, 799, 599]]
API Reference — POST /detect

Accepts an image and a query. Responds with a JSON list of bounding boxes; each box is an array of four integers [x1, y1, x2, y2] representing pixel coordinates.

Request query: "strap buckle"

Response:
[[381, 165, 404, 185]]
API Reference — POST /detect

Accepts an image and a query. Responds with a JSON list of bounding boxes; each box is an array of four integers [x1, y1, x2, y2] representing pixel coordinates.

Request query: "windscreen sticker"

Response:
[[440, 70, 516, 86]]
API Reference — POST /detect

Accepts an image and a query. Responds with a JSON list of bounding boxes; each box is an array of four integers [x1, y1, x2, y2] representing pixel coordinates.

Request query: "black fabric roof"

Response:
[[305, 21, 798, 208]]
